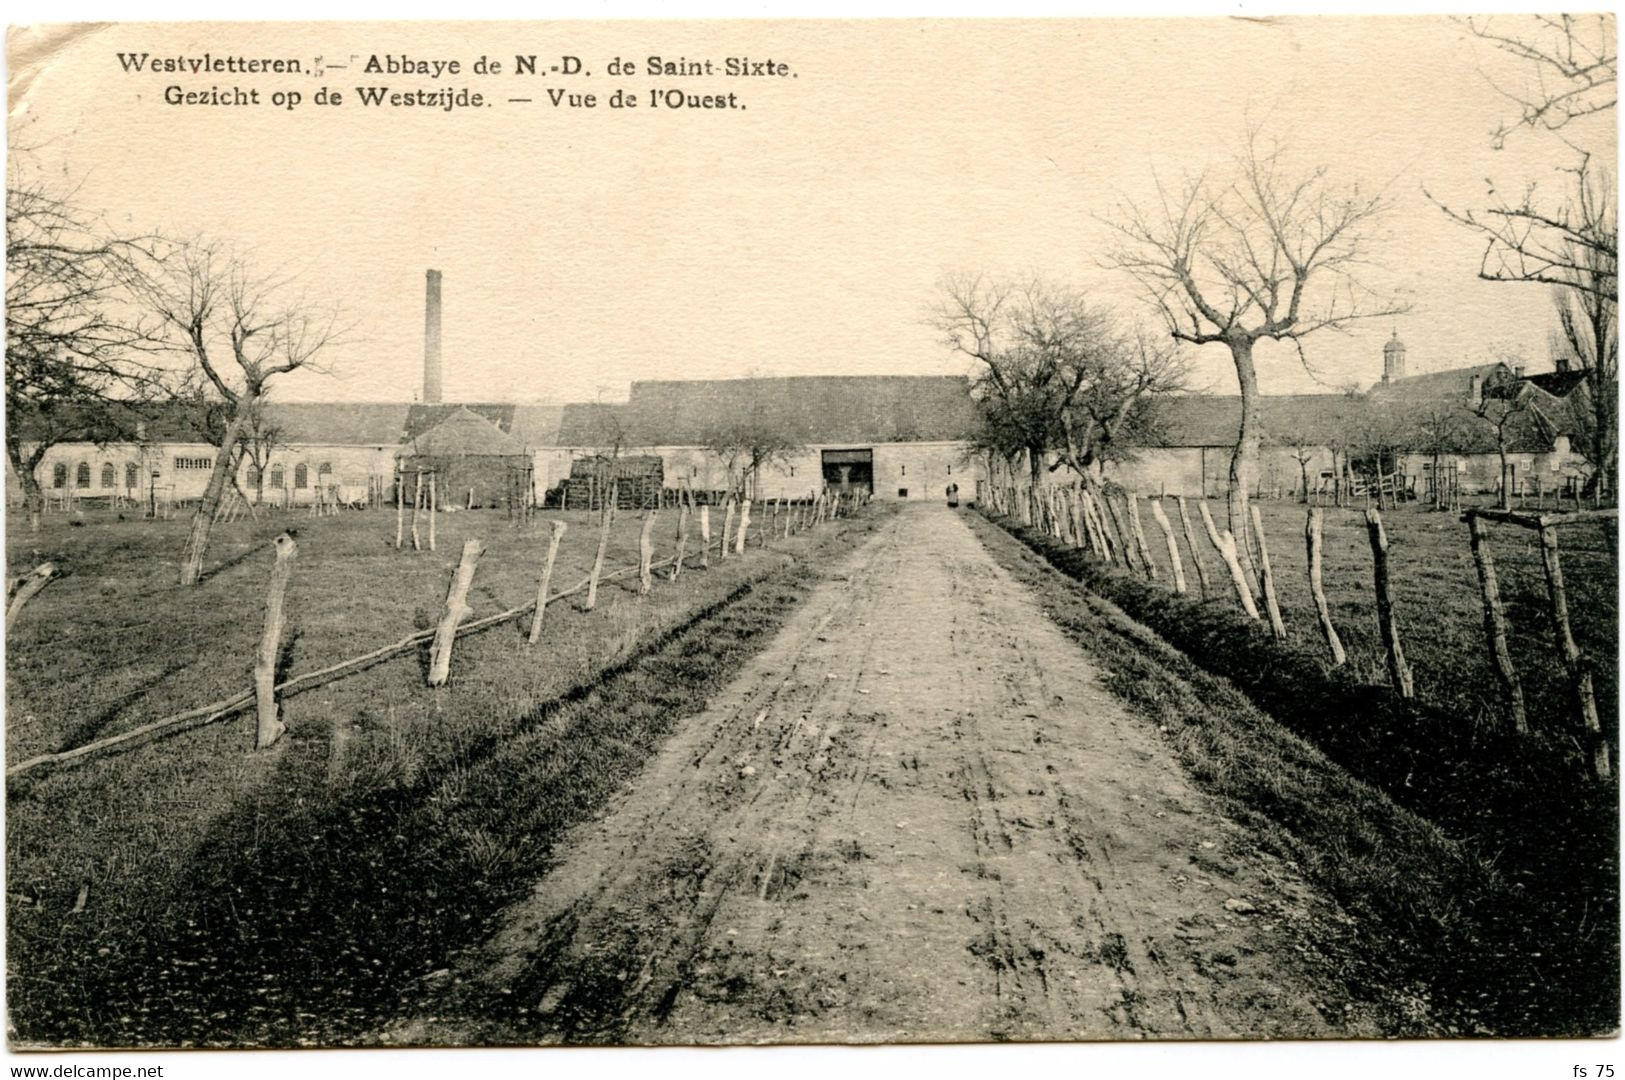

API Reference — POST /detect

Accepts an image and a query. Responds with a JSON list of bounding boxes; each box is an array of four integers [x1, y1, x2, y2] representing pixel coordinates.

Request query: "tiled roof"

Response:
[[1133, 385, 1567, 454], [404, 406, 529, 457], [554, 375, 980, 447]]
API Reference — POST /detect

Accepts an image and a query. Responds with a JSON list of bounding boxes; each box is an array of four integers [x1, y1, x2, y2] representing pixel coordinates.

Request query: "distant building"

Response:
[[5, 287, 1593, 512], [1100, 335, 1592, 498]]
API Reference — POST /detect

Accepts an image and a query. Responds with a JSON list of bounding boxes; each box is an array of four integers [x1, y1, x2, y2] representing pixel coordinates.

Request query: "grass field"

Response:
[[6, 501, 882, 1046], [983, 494, 1619, 1035]]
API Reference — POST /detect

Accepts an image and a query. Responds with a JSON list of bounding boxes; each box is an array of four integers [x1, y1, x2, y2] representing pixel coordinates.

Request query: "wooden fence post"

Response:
[[1249, 504, 1287, 640], [1126, 494, 1159, 581], [1304, 508, 1347, 667], [1101, 492, 1136, 571], [1465, 513, 1525, 731], [253, 534, 298, 749], [721, 497, 737, 559], [1069, 489, 1093, 555], [1198, 500, 1261, 620], [528, 519, 567, 645], [1364, 509, 1415, 699], [699, 503, 712, 567], [411, 470, 423, 551], [639, 509, 658, 595], [671, 496, 690, 581], [1083, 490, 1113, 563], [428, 538, 484, 686], [5, 562, 57, 632], [1538, 523, 1608, 778], [735, 498, 752, 556], [1149, 500, 1187, 594], [428, 472, 438, 552], [585, 481, 617, 610], [1176, 497, 1209, 600], [394, 469, 405, 549]]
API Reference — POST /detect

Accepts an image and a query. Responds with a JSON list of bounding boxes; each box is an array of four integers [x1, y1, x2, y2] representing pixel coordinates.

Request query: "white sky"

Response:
[[7, 16, 1616, 408]]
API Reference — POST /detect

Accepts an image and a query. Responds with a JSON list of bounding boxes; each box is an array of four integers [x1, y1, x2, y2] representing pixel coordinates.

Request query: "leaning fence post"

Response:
[[1176, 497, 1209, 600], [1538, 522, 1607, 778], [1363, 509, 1414, 699], [1198, 500, 1261, 620], [1305, 508, 1347, 667], [1465, 513, 1525, 732], [428, 538, 483, 686], [1249, 504, 1287, 640], [1149, 500, 1186, 594], [735, 498, 752, 556], [639, 509, 658, 595], [588, 481, 618, 607], [253, 534, 298, 749], [1126, 494, 1159, 581], [1082, 490, 1113, 563], [6, 562, 57, 632], [1101, 492, 1136, 571], [528, 519, 567, 645]]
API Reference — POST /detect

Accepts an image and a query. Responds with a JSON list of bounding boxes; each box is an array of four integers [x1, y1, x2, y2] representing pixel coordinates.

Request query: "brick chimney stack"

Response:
[[424, 269, 444, 404]]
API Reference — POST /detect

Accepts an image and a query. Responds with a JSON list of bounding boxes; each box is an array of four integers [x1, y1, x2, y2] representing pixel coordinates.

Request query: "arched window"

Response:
[[246, 465, 261, 488], [75, 462, 91, 488], [294, 464, 309, 489], [52, 463, 67, 489], [100, 463, 115, 488], [125, 463, 139, 490], [270, 466, 285, 489], [317, 463, 333, 485]]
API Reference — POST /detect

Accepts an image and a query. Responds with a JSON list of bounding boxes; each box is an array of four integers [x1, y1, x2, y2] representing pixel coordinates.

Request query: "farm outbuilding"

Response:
[[396, 406, 533, 510]]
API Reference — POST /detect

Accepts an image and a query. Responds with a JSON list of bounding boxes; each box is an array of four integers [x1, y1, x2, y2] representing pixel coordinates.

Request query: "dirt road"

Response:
[[398, 505, 1371, 1044]]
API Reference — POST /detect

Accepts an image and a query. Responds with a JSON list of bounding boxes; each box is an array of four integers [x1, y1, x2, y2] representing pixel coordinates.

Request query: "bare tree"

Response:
[[1280, 428, 1321, 504], [5, 167, 164, 529], [1410, 406, 1474, 510], [1435, 152, 1617, 304], [1549, 171, 1618, 494], [135, 241, 341, 584], [932, 273, 1181, 489], [1105, 133, 1407, 543], [706, 426, 801, 501], [237, 400, 285, 509], [1460, 14, 1615, 150], [1469, 380, 1534, 511], [1434, 15, 1617, 493]]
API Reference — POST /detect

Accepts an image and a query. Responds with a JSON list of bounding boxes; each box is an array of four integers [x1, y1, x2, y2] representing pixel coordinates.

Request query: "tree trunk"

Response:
[[179, 412, 246, 586], [1226, 335, 1262, 552], [7, 440, 47, 532], [1497, 443, 1512, 511], [1027, 446, 1045, 486]]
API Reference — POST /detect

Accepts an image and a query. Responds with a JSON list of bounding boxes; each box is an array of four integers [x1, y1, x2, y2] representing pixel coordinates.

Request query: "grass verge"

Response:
[[7, 507, 889, 1047], [965, 509, 1617, 1037]]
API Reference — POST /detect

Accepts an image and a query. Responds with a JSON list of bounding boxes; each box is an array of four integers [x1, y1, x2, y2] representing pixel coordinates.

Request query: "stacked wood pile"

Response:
[[561, 456, 665, 511]]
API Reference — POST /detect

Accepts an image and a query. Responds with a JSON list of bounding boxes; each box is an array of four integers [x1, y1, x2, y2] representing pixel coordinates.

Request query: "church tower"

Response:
[[1382, 328, 1407, 385]]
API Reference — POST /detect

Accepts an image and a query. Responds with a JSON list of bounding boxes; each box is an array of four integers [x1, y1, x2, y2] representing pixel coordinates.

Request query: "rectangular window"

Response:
[[174, 456, 213, 470]]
